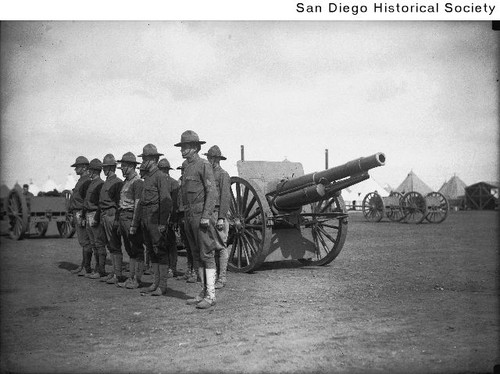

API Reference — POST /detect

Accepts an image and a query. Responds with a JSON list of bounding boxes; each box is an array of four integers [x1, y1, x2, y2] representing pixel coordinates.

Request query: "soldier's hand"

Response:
[[158, 224, 166, 234], [81, 219, 87, 228], [216, 218, 225, 231], [200, 218, 210, 228], [129, 226, 137, 235]]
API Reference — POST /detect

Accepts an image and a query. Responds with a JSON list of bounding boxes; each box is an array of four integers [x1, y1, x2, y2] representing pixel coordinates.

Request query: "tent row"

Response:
[[343, 171, 498, 211]]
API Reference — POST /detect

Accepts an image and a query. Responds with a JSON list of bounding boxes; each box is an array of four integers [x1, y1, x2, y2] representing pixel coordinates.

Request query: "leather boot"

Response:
[[136, 260, 144, 286], [118, 258, 136, 288], [186, 268, 207, 305], [79, 250, 93, 276], [71, 247, 85, 274], [107, 254, 120, 284], [197, 268, 216, 309], [141, 263, 159, 294], [101, 254, 115, 282], [151, 264, 168, 296], [126, 261, 139, 289]]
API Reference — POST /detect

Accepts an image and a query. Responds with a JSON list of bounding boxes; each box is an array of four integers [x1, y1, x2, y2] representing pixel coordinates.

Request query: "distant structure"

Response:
[[394, 170, 433, 195], [438, 174, 467, 209], [465, 182, 499, 210]]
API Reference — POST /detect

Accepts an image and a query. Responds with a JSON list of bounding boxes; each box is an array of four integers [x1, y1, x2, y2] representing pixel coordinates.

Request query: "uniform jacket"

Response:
[[83, 176, 104, 213], [167, 175, 179, 222], [181, 153, 218, 220], [99, 174, 123, 211], [119, 172, 144, 228], [69, 174, 91, 212], [140, 166, 172, 226], [213, 164, 231, 220]]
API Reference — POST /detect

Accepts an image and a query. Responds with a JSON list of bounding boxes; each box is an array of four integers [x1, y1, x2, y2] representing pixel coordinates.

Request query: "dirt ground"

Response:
[[0, 210, 498, 374]]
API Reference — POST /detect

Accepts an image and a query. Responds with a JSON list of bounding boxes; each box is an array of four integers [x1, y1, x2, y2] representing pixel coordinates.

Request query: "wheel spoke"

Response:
[[243, 196, 257, 219], [317, 225, 337, 244]]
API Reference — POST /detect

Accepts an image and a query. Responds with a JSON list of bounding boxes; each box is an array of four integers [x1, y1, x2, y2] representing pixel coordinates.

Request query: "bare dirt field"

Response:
[[0, 210, 498, 374]]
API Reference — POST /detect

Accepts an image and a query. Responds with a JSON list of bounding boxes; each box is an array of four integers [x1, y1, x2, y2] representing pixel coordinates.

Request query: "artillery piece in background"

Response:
[[226, 152, 386, 272], [4, 186, 75, 240], [361, 190, 449, 224]]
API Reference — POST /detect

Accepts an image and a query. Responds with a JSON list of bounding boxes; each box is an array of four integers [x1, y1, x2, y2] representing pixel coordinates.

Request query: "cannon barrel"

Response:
[[271, 153, 385, 211]]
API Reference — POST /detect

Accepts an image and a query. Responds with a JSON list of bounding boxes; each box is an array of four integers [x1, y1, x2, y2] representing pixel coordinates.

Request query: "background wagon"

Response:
[[5, 186, 75, 240]]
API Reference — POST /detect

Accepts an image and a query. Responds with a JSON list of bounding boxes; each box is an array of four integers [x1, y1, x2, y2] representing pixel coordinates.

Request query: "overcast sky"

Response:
[[1, 21, 498, 192]]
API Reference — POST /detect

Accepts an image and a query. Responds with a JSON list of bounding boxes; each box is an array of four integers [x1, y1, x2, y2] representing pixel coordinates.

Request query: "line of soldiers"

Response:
[[67, 130, 231, 310]]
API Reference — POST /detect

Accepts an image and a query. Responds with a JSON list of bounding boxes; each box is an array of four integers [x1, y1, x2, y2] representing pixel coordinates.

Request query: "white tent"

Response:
[[42, 177, 60, 193], [28, 181, 40, 196], [342, 176, 388, 209], [438, 174, 467, 200], [395, 171, 433, 195], [64, 174, 77, 191]]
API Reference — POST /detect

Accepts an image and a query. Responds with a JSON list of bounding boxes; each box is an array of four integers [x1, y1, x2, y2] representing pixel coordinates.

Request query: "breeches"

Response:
[[141, 213, 168, 265], [184, 210, 217, 269], [119, 211, 144, 260], [101, 208, 122, 254]]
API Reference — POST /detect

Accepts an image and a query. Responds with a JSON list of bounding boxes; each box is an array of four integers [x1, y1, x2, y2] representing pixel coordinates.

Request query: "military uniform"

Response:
[[175, 130, 219, 309], [204, 145, 231, 289], [69, 156, 92, 275], [177, 163, 195, 282], [99, 154, 124, 283], [83, 159, 106, 279], [137, 144, 172, 296], [158, 158, 180, 278], [116, 152, 145, 289]]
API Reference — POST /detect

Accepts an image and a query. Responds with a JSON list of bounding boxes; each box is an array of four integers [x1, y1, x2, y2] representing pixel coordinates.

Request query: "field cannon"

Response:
[[226, 152, 386, 272], [362, 190, 449, 224], [5, 186, 76, 240]]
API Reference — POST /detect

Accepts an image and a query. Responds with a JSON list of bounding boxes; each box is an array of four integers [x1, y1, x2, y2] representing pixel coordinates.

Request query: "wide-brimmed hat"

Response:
[[174, 130, 206, 147], [71, 156, 89, 167], [88, 158, 103, 171], [203, 145, 227, 160], [117, 152, 141, 168], [102, 154, 117, 166], [158, 158, 172, 170], [138, 144, 164, 157]]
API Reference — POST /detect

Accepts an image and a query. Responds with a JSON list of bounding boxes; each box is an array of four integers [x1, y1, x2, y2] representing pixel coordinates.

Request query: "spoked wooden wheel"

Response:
[[386, 191, 404, 222], [401, 191, 427, 224], [362, 192, 384, 222], [299, 194, 348, 266], [58, 190, 76, 238], [226, 177, 272, 273], [7, 188, 29, 240], [425, 192, 449, 224]]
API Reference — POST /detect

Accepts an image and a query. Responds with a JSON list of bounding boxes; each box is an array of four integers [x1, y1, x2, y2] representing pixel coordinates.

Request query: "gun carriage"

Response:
[[226, 152, 385, 272], [5, 186, 75, 240], [362, 190, 449, 224]]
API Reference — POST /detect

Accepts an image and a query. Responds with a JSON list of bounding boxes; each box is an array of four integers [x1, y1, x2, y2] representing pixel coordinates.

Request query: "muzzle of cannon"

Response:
[[226, 152, 386, 273], [270, 153, 385, 211]]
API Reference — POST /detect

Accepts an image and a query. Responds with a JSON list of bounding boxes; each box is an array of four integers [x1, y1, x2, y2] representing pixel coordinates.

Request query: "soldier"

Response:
[[139, 162, 152, 274], [99, 154, 124, 283], [177, 162, 196, 283], [83, 158, 106, 279], [116, 152, 145, 289], [137, 144, 173, 296], [68, 156, 92, 276], [157, 158, 180, 279], [174, 130, 219, 309], [204, 145, 231, 289]]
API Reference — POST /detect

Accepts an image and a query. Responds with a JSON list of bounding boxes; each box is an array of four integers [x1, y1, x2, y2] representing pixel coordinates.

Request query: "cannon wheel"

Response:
[[57, 190, 76, 238], [401, 191, 427, 224], [298, 193, 348, 266], [425, 192, 449, 224], [386, 191, 405, 222], [7, 188, 29, 240], [226, 177, 273, 273], [36, 222, 49, 236], [362, 192, 384, 222]]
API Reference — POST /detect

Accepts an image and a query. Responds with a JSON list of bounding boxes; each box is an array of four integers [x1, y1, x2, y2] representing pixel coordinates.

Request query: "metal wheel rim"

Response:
[[362, 192, 384, 222], [299, 194, 348, 266], [227, 177, 272, 273], [402, 191, 427, 224], [425, 192, 449, 224], [7, 189, 28, 240], [386, 192, 404, 222]]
